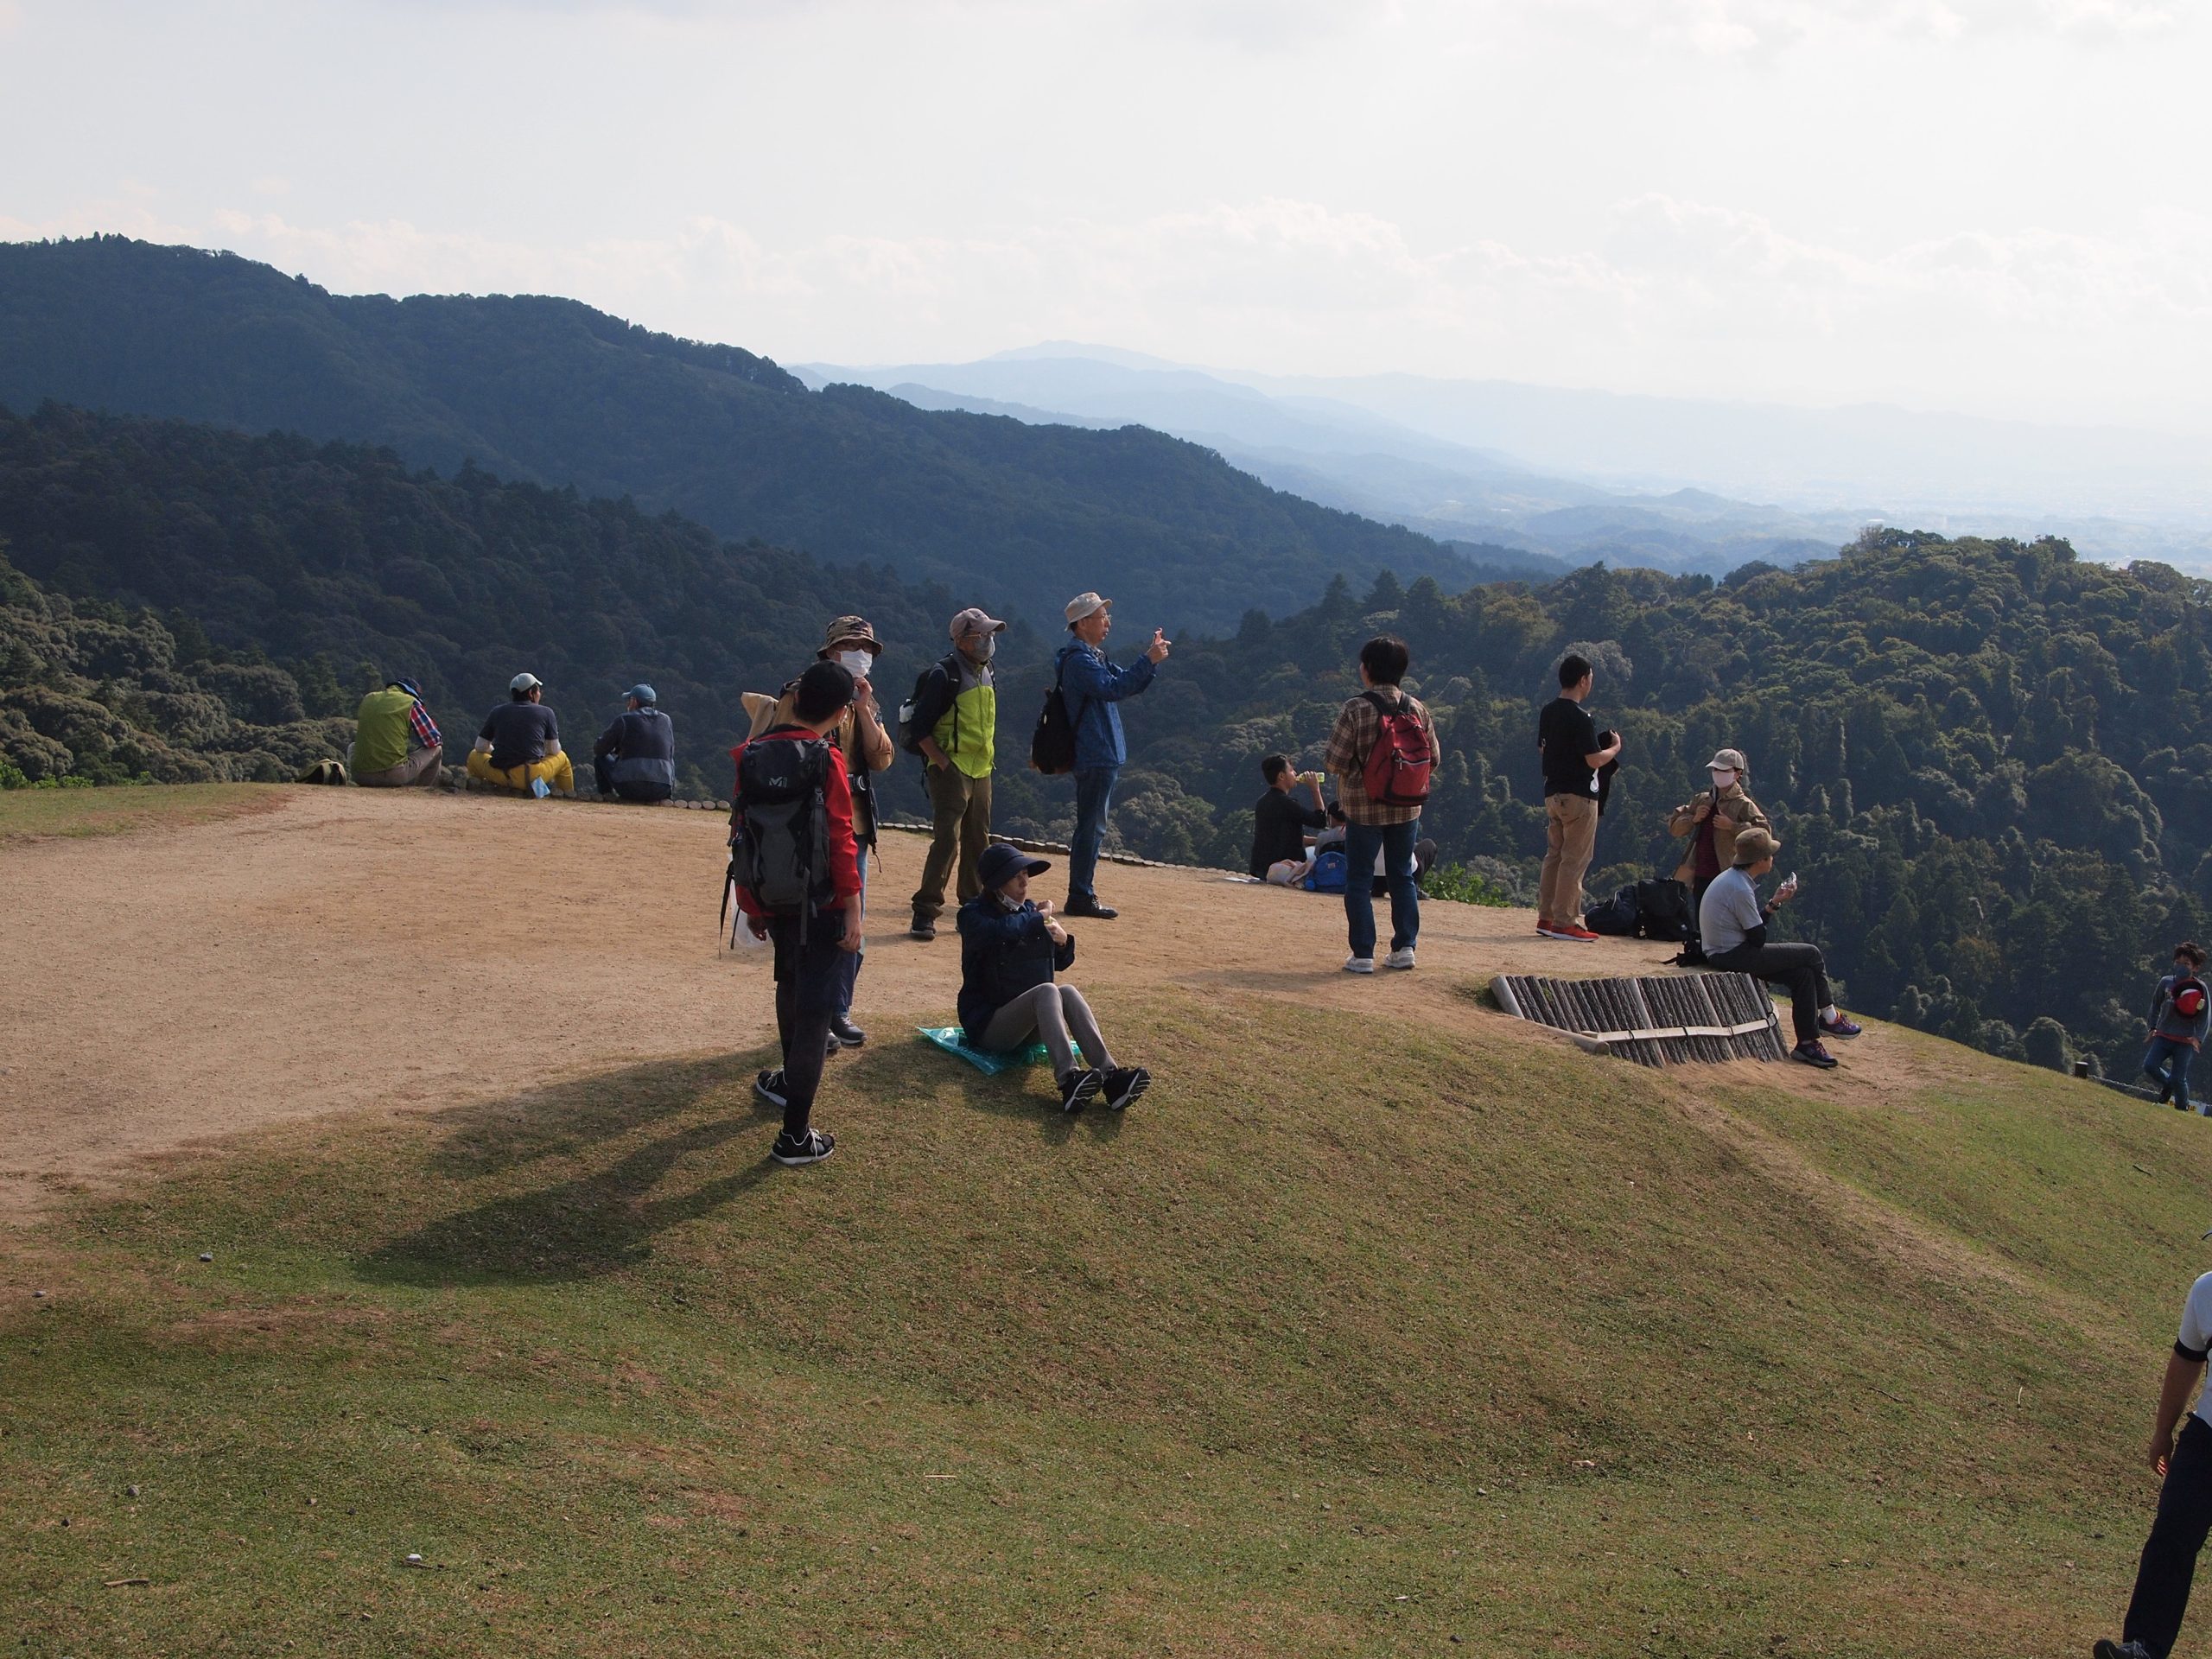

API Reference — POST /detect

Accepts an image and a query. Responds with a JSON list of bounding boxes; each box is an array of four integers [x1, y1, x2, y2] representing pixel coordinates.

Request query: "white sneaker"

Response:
[[1382, 947, 1416, 970], [1343, 955, 1377, 974]]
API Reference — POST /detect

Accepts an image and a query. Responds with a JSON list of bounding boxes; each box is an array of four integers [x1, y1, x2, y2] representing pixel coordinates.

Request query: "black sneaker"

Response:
[[1064, 897, 1118, 919], [2094, 1641, 2154, 1659], [1790, 1040, 1839, 1070], [770, 1127, 836, 1166], [830, 1013, 866, 1047], [1058, 1068, 1104, 1113], [1102, 1066, 1151, 1110], [825, 1033, 842, 1058], [909, 917, 937, 940], [753, 1069, 789, 1109]]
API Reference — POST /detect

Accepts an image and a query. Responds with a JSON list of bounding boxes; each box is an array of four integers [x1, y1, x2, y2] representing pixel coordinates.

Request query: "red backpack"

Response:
[[2176, 976, 2209, 1020], [1361, 690, 1433, 807]]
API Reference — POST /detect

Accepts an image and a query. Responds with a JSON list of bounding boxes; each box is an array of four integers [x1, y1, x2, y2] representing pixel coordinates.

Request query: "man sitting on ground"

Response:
[[1250, 754, 1329, 881], [466, 672, 574, 796], [349, 677, 443, 788], [593, 683, 677, 804], [1698, 827, 1861, 1069]]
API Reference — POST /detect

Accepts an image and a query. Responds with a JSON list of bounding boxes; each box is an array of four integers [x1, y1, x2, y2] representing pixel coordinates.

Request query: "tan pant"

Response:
[[467, 749, 575, 794], [355, 744, 443, 788], [1539, 791, 1599, 924], [912, 763, 991, 924]]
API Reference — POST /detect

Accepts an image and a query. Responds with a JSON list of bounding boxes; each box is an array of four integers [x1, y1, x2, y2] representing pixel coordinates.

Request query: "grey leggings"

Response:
[[980, 983, 1115, 1077]]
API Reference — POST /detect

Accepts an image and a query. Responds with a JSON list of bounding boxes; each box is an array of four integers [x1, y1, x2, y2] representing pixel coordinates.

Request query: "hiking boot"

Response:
[[753, 1069, 789, 1109], [830, 1013, 867, 1048], [909, 916, 937, 941], [1382, 946, 1417, 970], [770, 1127, 836, 1166], [1102, 1066, 1151, 1110], [2094, 1641, 2154, 1659], [1058, 1068, 1104, 1113], [1065, 897, 1118, 919], [1343, 955, 1377, 974], [1817, 1012, 1863, 1039], [1791, 1039, 1840, 1070], [1554, 923, 1600, 943]]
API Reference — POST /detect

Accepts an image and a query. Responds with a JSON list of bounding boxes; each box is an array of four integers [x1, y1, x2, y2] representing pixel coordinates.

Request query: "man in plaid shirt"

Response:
[[1323, 635, 1440, 974], [350, 677, 445, 788]]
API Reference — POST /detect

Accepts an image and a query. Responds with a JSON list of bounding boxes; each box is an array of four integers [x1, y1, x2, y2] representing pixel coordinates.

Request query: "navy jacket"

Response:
[[1055, 640, 1158, 772], [593, 708, 677, 791], [957, 894, 1077, 1042]]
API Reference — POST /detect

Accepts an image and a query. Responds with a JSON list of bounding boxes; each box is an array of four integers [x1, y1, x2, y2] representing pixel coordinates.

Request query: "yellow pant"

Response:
[[466, 750, 575, 794]]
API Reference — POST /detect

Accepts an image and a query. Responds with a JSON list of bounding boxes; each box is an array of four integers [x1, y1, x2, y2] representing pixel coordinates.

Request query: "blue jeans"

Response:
[[2146, 1035, 2195, 1109], [836, 858, 868, 1016], [1343, 818, 1420, 959], [1068, 766, 1118, 905]]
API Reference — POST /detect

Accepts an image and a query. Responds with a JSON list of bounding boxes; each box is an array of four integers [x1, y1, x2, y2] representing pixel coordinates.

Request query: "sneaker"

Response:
[[1554, 924, 1600, 943], [1102, 1066, 1151, 1110], [830, 1013, 867, 1048], [1064, 897, 1119, 919], [1343, 955, 1377, 974], [2094, 1641, 2155, 1659], [1058, 1068, 1104, 1113], [1535, 917, 1556, 937], [1790, 1040, 1840, 1070], [1382, 946, 1417, 970], [753, 1068, 789, 1109], [1817, 1012, 1863, 1039], [770, 1127, 836, 1166], [909, 917, 937, 941], [825, 1033, 842, 1058]]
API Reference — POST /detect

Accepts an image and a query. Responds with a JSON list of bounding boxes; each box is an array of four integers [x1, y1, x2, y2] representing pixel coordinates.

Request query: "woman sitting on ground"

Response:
[[957, 842, 1151, 1113]]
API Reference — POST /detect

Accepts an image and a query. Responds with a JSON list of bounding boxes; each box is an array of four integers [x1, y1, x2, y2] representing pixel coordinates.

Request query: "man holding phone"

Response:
[[1054, 592, 1168, 919], [1697, 828, 1862, 1068]]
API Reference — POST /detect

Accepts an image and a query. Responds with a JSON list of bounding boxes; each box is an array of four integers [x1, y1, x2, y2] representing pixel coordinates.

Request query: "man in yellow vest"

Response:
[[907, 607, 1002, 941], [349, 678, 444, 787]]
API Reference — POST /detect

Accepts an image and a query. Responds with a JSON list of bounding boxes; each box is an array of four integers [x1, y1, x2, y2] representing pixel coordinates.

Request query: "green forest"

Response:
[[0, 235, 1502, 633], [1, 397, 2202, 1075]]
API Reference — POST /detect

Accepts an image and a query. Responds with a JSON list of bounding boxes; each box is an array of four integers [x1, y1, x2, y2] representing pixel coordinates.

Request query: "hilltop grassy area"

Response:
[[3, 982, 2203, 1656], [0, 780, 276, 843]]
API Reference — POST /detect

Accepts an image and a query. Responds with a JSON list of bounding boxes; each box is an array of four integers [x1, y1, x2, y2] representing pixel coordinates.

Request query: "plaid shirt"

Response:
[[408, 699, 442, 750], [1324, 688, 1438, 826]]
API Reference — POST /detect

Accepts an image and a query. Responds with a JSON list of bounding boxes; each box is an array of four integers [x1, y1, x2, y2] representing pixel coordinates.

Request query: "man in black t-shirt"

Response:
[[1249, 753, 1330, 879], [466, 671, 575, 795], [1535, 653, 1622, 940]]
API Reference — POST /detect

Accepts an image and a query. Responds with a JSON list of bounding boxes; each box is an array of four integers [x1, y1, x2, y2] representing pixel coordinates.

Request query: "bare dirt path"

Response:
[[0, 786, 1896, 1215]]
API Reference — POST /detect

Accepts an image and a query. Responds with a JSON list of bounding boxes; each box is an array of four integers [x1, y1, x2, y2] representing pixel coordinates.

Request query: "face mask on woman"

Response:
[[836, 650, 872, 677], [1710, 768, 1738, 791]]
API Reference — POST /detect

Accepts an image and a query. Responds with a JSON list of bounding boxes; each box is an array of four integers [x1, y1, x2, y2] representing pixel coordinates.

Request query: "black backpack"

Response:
[[1585, 886, 1640, 936], [727, 731, 835, 933], [897, 653, 960, 758], [1632, 877, 1692, 941], [1031, 652, 1077, 775]]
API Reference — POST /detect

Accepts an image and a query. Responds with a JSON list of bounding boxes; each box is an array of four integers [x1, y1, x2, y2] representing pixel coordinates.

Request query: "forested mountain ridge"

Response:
[[0, 235, 1480, 632]]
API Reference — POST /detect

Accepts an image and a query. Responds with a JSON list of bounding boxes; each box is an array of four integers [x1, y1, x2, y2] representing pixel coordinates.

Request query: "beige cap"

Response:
[[1732, 827, 1781, 867], [1707, 747, 1749, 773], [949, 607, 1007, 641], [1065, 591, 1111, 624]]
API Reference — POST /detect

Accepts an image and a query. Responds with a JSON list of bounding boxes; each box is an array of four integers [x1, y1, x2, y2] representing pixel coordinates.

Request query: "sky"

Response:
[[3, 0, 2209, 435]]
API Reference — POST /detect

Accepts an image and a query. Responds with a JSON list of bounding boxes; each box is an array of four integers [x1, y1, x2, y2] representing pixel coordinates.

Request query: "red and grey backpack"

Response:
[[1360, 690, 1433, 807]]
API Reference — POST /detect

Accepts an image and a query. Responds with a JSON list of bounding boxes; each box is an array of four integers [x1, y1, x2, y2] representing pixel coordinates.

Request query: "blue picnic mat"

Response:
[[916, 1026, 1080, 1076]]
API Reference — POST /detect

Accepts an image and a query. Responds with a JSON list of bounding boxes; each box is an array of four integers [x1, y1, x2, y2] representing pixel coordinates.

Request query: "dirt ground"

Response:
[[0, 785, 1887, 1216]]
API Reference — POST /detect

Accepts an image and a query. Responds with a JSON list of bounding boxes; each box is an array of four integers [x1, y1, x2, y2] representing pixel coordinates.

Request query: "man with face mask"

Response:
[[744, 617, 896, 1046], [906, 607, 1004, 941], [1668, 747, 1771, 956]]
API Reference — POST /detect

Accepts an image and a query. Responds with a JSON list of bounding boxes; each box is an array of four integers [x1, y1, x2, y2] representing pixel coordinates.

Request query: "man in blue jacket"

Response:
[[592, 684, 677, 804], [1056, 592, 1169, 919]]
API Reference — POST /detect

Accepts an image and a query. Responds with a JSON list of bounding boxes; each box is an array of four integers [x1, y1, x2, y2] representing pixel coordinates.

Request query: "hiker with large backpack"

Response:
[[728, 661, 866, 1167], [1047, 591, 1168, 920], [743, 616, 896, 1050], [2144, 942, 2212, 1113], [1535, 652, 1622, 943], [903, 607, 1003, 942], [1667, 746, 1771, 960], [1322, 634, 1440, 974]]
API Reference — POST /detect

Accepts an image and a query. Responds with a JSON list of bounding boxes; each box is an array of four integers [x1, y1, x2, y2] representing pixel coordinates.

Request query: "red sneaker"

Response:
[[1555, 923, 1600, 943]]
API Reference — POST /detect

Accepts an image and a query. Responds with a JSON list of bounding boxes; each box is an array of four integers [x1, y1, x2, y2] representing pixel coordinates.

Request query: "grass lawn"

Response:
[[2, 990, 2198, 1656], [0, 782, 279, 843]]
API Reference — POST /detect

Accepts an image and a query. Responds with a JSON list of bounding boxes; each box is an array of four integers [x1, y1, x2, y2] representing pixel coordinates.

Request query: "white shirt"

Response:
[[2179, 1272, 2212, 1426], [1699, 866, 1764, 956]]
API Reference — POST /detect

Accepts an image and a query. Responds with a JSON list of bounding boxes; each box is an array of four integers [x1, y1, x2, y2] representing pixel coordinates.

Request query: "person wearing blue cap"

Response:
[[349, 677, 444, 787], [593, 684, 677, 804]]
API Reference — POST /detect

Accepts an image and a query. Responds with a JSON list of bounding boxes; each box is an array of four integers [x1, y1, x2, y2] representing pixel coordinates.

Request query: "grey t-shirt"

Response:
[[1699, 866, 1764, 956], [480, 701, 560, 772]]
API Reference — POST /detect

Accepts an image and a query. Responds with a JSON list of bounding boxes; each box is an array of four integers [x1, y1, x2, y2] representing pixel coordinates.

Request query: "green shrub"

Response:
[[1423, 861, 1514, 907]]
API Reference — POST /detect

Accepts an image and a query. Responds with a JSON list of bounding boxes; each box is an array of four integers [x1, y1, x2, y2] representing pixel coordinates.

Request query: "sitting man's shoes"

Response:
[[1064, 897, 1118, 919], [1382, 946, 1417, 970], [1058, 1068, 1104, 1113], [909, 917, 937, 941], [1343, 955, 1377, 974], [1817, 1012, 1863, 1039], [770, 1127, 836, 1166], [830, 1013, 867, 1047], [753, 1068, 790, 1109], [1102, 1066, 1151, 1110], [2094, 1640, 2155, 1659], [1790, 1039, 1840, 1070]]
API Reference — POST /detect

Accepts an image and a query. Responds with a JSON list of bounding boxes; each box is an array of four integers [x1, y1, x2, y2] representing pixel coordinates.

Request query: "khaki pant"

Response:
[[355, 744, 443, 788], [466, 749, 575, 794], [1539, 791, 1599, 924], [912, 763, 991, 924]]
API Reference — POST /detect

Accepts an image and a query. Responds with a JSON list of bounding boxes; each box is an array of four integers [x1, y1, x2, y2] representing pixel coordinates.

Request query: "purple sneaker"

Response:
[[1818, 1012, 1863, 1039]]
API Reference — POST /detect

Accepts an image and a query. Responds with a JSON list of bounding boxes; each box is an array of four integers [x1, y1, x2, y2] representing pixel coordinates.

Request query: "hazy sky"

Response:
[[4, 0, 2209, 432]]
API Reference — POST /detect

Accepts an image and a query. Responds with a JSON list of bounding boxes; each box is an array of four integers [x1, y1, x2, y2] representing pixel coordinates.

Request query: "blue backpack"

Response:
[[1304, 849, 1349, 893]]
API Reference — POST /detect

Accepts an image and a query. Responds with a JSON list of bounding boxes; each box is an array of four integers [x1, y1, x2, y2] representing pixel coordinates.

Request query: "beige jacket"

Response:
[[1667, 782, 1770, 883]]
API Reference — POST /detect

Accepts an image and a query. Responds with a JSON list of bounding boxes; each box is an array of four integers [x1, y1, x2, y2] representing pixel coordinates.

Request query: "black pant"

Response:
[[2127, 1414, 2212, 1656], [594, 760, 671, 803], [1710, 941, 1831, 1046], [768, 912, 846, 1140]]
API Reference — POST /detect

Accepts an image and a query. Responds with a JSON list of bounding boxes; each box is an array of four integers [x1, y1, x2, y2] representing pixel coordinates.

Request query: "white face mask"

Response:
[[836, 650, 872, 677], [1710, 769, 1738, 791], [969, 634, 996, 663]]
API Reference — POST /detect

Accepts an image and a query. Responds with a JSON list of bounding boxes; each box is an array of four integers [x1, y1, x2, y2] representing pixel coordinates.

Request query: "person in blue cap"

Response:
[[593, 683, 677, 804]]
